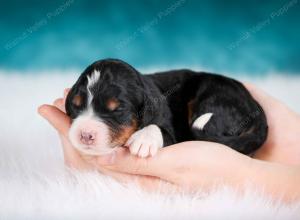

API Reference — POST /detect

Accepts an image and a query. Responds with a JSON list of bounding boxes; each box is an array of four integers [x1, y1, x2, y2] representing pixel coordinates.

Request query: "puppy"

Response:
[[65, 59, 268, 157]]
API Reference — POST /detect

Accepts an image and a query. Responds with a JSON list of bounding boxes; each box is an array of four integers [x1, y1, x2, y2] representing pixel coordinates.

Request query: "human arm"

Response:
[[94, 142, 300, 202]]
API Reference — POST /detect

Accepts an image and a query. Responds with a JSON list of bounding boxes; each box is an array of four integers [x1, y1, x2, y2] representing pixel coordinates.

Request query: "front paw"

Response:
[[125, 124, 163, 157]]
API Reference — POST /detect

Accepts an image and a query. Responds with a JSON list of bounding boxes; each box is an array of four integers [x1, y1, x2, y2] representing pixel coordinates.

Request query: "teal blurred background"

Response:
[[0, 0, 299, 74]]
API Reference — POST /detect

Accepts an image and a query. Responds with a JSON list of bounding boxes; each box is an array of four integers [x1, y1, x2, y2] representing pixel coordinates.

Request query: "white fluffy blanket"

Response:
[[1, 72, 300, 219]]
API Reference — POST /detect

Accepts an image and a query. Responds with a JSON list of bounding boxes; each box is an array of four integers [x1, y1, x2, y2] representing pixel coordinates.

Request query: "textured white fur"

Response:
[[68, 109, 113, 155], [87, 69, 101, 105], [0, 71, 300, 219]]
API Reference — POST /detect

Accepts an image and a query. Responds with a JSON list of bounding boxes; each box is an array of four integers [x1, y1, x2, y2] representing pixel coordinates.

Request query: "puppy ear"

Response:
[[65, 73, 88, 117], [139, 86, 166, 125], [65, 86, 79, 117], [129, 85, 145, 114]]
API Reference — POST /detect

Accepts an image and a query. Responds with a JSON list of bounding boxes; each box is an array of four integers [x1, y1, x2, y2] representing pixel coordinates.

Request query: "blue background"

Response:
[[0, 0, 299, 74]]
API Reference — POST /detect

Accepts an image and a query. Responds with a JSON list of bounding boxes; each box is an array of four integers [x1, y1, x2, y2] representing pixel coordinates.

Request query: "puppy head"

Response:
[[65, 59, 143, 155]]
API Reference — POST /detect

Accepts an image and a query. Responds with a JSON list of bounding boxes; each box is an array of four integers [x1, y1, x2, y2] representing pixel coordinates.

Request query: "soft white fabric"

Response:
[[0, 72, 299, 219]]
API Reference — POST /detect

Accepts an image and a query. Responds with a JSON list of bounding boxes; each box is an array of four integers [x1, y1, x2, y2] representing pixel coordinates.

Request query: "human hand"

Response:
[[38, 89, 252, 192], [38, 89, 174, 192]]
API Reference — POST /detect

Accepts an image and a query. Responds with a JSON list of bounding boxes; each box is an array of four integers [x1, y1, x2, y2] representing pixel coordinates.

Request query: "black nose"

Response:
[[80, 131, 95, 145]]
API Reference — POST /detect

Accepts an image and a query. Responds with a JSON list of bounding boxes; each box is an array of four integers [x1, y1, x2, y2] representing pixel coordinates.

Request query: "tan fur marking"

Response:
[[113, 120, 138, 146], [73, 95, 82, 106], [106, 98, 120, 111]]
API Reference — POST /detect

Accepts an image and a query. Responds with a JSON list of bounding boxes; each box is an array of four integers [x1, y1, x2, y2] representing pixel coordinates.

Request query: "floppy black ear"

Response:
[[135, 75, 164, 122], [65, 73, 88, 118], [142, 92, 176, 145]]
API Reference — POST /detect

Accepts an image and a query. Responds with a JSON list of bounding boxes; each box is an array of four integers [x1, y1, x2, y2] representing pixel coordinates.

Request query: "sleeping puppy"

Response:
[[65, 59, 268, 157]]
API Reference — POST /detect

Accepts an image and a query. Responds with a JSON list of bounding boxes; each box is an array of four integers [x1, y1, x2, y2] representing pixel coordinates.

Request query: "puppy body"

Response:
[[66, 59, 268, 156], [148, 70, 268, 154]]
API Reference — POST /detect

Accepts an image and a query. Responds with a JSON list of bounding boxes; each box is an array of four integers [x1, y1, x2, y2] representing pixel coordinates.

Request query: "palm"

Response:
[[245, 84, 300, 164]]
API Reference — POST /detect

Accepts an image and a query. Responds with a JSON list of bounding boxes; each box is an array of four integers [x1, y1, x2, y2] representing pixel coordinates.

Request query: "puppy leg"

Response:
[[126, 124, 163, 157]]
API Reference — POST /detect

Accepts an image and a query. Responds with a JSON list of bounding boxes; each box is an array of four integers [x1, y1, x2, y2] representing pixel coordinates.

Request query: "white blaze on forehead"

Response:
[[192, 113, 213, 130], [87, 70, 101, 105]]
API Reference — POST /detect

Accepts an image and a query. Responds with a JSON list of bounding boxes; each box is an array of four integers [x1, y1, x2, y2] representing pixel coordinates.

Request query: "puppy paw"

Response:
[[126, 124, 163, 157]]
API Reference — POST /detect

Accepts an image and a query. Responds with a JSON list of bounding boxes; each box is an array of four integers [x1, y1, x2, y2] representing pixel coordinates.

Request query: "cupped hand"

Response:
[[38, 83, 300, 192], [38, 89, 251, 192], [38, 90, 169, 192]]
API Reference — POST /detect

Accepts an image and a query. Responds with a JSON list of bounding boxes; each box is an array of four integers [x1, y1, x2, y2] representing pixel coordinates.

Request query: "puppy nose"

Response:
[[80, 131, 95, 145]]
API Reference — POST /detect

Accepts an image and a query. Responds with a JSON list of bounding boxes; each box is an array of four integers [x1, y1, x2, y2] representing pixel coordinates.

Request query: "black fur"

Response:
[[66, 59, 268, 154]]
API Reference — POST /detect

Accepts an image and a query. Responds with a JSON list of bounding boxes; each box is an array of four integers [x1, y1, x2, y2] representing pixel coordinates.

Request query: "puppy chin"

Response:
[[68, 112, 116, 156], [70, 140, 118, 156], [68, 136, 116, 156]]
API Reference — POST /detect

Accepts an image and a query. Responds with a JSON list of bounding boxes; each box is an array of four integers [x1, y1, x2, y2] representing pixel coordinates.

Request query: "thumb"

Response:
[[38, 104, 84, 165], [38, 104, 71, 137]]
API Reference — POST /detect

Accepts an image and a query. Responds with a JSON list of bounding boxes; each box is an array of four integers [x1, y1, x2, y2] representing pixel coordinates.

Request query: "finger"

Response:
[[96, 165, 178, 193], [38, 104, 71, 137], [243, 82, 295, 121], [64, 88, 70, 98], [60, 88, 71, 113], [53, 98, 65, 112], [96, 147, 169, 178], [243, 82, 280, 108], [132, 174, 179, 193]]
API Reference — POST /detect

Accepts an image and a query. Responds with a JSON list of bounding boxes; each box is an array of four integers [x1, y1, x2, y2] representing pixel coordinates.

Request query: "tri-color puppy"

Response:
[[65, 59, 268, 157]]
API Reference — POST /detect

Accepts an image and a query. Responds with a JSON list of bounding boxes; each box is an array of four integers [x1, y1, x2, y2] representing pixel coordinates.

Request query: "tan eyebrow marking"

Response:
[[73, 95, 82, 106], [106, 98, 120, 111]]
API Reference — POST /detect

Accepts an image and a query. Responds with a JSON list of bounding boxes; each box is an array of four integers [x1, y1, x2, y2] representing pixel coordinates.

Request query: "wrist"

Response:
[[223, 153, 254, 188], [242, 158, 300, 202]]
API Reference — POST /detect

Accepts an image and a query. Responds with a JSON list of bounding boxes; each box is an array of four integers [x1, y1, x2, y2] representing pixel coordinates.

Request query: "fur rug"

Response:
[[0, 72, 300, 219]]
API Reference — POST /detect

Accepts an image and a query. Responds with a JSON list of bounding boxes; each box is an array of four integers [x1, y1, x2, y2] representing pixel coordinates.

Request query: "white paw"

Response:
[[126, 124, 163, 157]]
